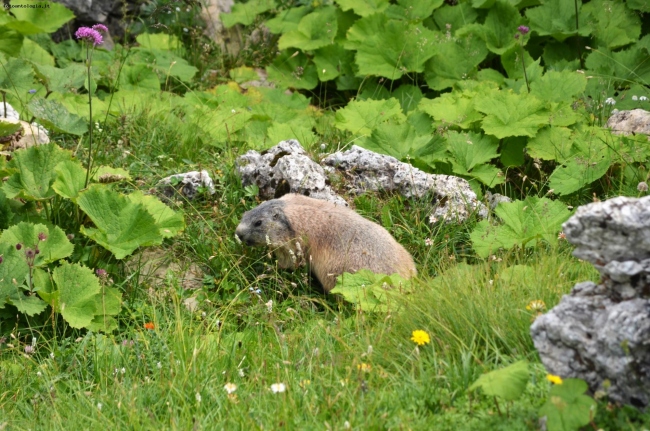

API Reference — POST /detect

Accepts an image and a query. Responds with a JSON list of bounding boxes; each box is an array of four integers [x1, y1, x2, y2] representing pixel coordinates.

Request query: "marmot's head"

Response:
[[235, 200, 295, 247]]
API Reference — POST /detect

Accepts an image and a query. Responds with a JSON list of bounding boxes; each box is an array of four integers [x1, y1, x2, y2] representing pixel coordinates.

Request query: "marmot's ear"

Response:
[[272, 211, 280, 220]]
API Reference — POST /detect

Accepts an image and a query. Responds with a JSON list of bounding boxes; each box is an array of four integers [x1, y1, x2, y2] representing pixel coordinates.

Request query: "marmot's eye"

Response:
[[254, 220, 262, 227]]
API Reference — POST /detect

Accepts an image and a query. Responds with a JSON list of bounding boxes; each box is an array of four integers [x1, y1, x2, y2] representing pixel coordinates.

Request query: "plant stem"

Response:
[[519, 44, 530, 93], [2, 91, 5, 118], [574, 0, 584, 69], [84, 43, 94, 188]]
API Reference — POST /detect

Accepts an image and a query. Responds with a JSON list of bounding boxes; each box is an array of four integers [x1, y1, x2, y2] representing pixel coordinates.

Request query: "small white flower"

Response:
[[97, 402, 103, 410], [320, 143, 326, 151], [50, 352, 54, 359], [183, 28, 188, 33], [195, 392, 202, 403], [231, 109, 236, 114], [238, 368, 245, 377], [175, 6, 180, 11], [156, 362, 162, 369], [176, 360, 181, 365], [120, 367, 126, 374], [31, 337, 37, 347], [224, 383, 237, 394], [640, 96, 649, 101], [605, 97, 616, 105], [489, 279, 494, 285], [36, 371, 42, 377], [424, 238, 433, 247], [265, 299, 273, 313], [429, 214, 438, 224], [632, 95, 638, 101], [344, 421, 351, 429], [270, 383, 286, 393]]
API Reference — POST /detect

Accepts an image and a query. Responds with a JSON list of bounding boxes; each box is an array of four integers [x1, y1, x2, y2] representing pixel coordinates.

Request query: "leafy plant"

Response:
[[330, 269, 414, 312], [539, 378, 597, 431], [469, 360, 530, 414]]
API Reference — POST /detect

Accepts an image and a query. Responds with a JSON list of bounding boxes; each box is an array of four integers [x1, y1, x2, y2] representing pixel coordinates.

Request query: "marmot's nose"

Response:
[[235, 226, 245, 242]]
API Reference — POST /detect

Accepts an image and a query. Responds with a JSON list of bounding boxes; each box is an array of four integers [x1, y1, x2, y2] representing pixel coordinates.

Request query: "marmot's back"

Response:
[[236, 194, 417, 291]]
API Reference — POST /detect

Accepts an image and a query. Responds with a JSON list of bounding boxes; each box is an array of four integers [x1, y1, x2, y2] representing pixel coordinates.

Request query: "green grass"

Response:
[[2, 107, 649, 430]]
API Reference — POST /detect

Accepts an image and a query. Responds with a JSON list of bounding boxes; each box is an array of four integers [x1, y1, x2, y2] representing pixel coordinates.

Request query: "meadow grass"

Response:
[[3, 107, 649, 430]]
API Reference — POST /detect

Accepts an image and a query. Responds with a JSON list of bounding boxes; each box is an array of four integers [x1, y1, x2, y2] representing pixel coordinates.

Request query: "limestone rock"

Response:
[[322, 145, 487, 222], [236, 139, 346, 205], [531, 195, 650, 408], [607, 108, 650, 136], [157, 170, 215, 200], [236, 140, 486, 222]]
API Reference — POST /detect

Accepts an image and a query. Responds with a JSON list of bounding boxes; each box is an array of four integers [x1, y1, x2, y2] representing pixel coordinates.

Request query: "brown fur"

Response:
[[235, 194, 417, 292]]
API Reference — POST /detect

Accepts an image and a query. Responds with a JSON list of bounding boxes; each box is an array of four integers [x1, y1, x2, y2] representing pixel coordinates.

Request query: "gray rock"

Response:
[[322, 145, 487, 222], [236, 139, 346, 205], [157, 170, 215, 200], [563, 196, 650, 265], [531, 195, 650, 408], [607, 109, 650, 136]]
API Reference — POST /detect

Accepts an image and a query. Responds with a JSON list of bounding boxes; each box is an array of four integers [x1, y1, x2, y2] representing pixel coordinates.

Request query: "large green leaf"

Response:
[[7, 3, 74, 34], [432, 2, 479, 35], [334, 0, 390, 17], [469, 360, 529, 401], [278, 6, 337, 51], [334, 98, 405, 136], [33, 64, 85, 93], [88, 286, 122, 332], [419, 92, 483, 129], [470, 197, 572, 258], [129, 48, 198, 83], [20, 38, 54, 66], [0, 26, 24, 56], [525, 0, 591, 42], [459, 0, 521, 55], [221, 0, 277, 28], [27, 97, 88, 136], [0, 222, 73, 265], [582, 0, 641, 50], [539, 379, 597, 431], [266, 121, 318, 147], [474, 90, 548, 138], [192, 105, 253, 144], [77, 185, 163, 259], [0, 242, 30, 310], [265, 6, 310, 34], [527, 126, 574, 162], [424, 33, 489, 90], [547, 127, 612, 195], [313, 43, 356, 82], [52, 159, 86, 201], [3, 144, 73, 200], [266, 50, 319, 90], [0, 57, 34, 96], [359, 121, 437, 161], [530, 70, 587, 104], [118, 64, 160, 91], [331, 269, 414, 312], [585, 46, 650, 87], [127, 191, 185, 239], [344, 14, 437, 80], [447, 131, 503, 187], [385, 0, 444, 21], [53, 262, 99, 329]]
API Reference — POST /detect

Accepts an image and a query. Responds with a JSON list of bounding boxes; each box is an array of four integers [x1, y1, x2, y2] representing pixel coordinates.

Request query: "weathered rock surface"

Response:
[[157, 170, 215, 200], [236, 139, 347, 205], [322, 145, 487, 221], [607, 109, 650, 136], [236, 140, 485, 222], [531, 195, 650, 408], [0, 103, 50, 150]]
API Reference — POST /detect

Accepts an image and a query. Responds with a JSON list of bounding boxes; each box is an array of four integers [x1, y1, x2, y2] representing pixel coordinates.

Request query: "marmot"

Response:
[[235, 194, 417, 292]]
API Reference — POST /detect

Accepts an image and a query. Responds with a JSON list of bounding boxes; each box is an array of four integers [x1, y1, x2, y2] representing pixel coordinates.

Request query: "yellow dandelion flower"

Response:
[[357, 363, 372, 372], [546, 374, 563, 385], [526, 300, 546, 312], [411, 330, 431, 346]]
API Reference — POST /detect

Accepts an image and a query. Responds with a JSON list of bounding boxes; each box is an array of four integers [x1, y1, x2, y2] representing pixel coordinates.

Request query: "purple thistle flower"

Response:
[[75, 27, 103, 46], [517, 25, 530, 35], [96, 268, 107, 277], [92, 24, 109, 34], [38, 232, 47, 241]]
